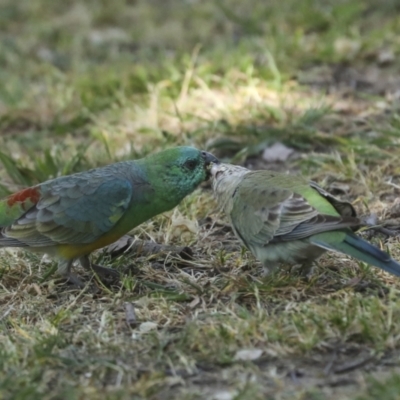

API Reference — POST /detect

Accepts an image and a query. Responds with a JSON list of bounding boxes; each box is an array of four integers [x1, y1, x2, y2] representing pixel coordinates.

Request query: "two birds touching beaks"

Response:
[[0, 145, 399, 287]]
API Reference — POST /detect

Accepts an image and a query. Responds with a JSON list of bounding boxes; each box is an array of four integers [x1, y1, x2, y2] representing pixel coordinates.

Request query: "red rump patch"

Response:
[[7, 187, 40, 208]]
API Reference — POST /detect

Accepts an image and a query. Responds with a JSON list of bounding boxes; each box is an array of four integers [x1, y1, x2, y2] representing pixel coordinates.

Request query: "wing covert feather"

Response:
[[230, 173, 359, 247], [2, 178, 134, 247]]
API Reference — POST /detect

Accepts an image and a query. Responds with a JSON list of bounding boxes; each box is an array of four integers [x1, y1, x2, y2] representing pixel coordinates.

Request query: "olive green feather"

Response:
[[212, 163, 400, 277]]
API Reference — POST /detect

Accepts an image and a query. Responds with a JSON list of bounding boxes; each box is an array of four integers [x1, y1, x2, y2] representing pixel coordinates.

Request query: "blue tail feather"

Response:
[[311, 231, 400, 277]]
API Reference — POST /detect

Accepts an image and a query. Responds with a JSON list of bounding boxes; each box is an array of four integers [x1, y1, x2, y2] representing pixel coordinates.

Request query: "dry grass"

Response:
[[2, 0, 400, 399]]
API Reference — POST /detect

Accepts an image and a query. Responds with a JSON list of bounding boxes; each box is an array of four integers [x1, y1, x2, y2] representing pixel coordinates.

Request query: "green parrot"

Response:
[[211, 163, 400, 277], [0, 146, 219, 285]]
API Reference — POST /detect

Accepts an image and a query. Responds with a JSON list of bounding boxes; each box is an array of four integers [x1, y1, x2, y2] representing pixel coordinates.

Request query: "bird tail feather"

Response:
[[310, 231, 400, 277]]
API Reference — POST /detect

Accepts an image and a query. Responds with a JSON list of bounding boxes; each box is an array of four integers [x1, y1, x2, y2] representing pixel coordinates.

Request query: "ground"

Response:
[[1, 0, 400, 399]]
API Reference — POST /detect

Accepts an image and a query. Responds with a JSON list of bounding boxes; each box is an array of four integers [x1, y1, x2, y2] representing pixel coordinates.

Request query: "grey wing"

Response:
[[231, 180, 359, 247], [230, 180, 318, 247]]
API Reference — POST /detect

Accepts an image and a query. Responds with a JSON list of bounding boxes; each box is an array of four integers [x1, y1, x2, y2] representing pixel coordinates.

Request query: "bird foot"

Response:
[[90, 264, 120, 279], [68, 274, 85, 287], [56, 258, 120, 289], [77, 256, 121, 287], [261, 264, 279, 276], [58, 273, 86, 289], [361, 215, 399, 238], [291, 264, 316, 281], [302, 266, 317, 282], [366, 226, 399, 238], [86, 264, 121, 287]]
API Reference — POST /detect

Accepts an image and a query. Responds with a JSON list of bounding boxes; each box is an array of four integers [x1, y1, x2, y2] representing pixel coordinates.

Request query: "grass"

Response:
[[1, 0, 400, 398]]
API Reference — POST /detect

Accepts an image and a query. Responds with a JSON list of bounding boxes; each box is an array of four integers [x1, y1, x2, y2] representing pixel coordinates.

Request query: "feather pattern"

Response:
[[212, 163, 400, 277], [0, 160, 151, 248], [0, 146, 219, 282], [1, 177, 133, 247], [228, 173, 360, 249]]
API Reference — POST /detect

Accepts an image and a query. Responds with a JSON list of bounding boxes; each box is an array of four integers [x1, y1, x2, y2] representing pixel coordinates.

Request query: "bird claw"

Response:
[[88, 264, 121, 287], [290, 263, 316, 280], [78, 256, 120, 285], [262, 263, 279, 276], [90, 264, 120, 279], [60, 273, 86, 289], [301, 266, 317, 282], [65, 267, 119, 291], [366, 226, 399, 238]]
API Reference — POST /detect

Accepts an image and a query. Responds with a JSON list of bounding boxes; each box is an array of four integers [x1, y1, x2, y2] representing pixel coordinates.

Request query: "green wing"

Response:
[[231, 173, 359, 247], [1, 177, 134, 247], [309, 181, 356, 218]]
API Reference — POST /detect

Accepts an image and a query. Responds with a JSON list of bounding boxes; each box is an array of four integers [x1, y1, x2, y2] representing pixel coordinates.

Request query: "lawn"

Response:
[[1, 0, 400, 398]]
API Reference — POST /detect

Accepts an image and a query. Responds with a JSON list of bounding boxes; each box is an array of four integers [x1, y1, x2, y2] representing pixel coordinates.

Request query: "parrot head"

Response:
[[170, 146, 220, 181], [211, 163, 249, 210], [142, 146, 219, 202]]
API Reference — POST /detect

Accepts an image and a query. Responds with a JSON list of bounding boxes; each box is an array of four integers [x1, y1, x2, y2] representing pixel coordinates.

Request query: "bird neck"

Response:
[[213, 173, 245, 214], [137, 160, 192, 210]]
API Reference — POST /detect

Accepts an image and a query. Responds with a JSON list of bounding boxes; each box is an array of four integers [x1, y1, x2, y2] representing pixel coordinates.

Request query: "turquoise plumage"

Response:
[[0, 146, 218, 286]]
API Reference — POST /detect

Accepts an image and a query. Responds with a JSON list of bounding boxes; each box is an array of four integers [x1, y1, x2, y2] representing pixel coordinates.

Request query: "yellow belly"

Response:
[[56, 230, 124, 259]]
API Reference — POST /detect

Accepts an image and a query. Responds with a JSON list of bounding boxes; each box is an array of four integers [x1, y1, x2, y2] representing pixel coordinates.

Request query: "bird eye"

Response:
[[184, 159, 197, 170]]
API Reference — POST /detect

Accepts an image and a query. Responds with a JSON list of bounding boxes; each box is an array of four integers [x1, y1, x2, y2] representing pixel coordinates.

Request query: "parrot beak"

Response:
[[201, 151, 220, 166], [201, 151, 220, 180]]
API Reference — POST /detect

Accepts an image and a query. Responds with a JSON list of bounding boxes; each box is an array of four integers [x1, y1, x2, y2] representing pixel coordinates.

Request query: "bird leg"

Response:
[[262, 262, 279, 276], [79, 256, 120, 281], [361, 214, 399, 238], [291, 262, 316, 280], [57, 259, 85, 288], [300, 263, 317, 280], [365, 225, 398, 238]]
